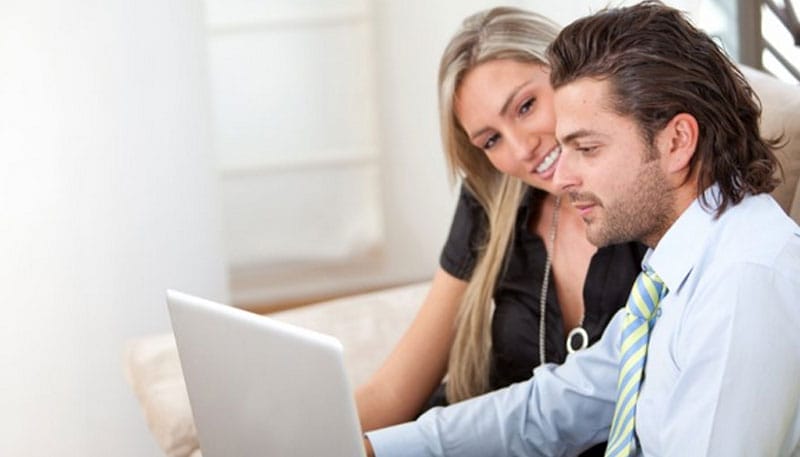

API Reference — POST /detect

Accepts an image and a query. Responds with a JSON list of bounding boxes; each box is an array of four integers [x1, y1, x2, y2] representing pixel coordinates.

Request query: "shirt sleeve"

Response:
[[661, 261, 800, 456], [366, 309, 626, 457], [439, 184, 487, 280]]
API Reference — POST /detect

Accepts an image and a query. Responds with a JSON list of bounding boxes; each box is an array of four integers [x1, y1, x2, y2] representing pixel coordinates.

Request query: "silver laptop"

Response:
[[166, 290, 366, 457]]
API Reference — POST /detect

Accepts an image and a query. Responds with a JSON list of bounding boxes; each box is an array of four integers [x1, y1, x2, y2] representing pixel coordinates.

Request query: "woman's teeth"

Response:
[[535, 147, 560, 174]]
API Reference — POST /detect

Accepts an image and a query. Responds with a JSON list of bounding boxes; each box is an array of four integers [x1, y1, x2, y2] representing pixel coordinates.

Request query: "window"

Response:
[[700, 0, 800, 83]]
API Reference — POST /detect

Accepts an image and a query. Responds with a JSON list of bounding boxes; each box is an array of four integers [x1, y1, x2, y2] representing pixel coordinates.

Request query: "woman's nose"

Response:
[[508, 130, 537, 162]]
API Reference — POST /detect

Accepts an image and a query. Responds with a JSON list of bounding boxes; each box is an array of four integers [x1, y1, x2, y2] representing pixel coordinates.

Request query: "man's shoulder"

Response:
[[683, 195, 800, 318], [712, 193, 799, 264]]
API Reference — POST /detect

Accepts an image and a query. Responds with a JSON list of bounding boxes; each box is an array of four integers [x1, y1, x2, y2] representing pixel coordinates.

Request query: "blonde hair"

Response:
[[438, 7, 559, 403]]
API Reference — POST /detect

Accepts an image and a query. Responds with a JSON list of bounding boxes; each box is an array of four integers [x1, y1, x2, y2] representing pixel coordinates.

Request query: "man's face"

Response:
[[553, 78, 674, 248]]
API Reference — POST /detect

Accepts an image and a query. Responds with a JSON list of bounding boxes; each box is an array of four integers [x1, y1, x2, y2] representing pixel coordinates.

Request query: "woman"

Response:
[[356, 7, 645, 454]]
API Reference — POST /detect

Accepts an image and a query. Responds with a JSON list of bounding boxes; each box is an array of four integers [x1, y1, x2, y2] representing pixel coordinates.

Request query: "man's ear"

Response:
[[658, 113, 698, 173]]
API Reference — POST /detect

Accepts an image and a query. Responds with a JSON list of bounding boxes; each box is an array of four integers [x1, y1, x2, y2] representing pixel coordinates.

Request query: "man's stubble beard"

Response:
[[582, 159, 674, 248]]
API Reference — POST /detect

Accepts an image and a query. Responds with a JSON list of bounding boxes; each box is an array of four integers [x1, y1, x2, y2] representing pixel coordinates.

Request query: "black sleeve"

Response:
[[439, 184, 488, 280]]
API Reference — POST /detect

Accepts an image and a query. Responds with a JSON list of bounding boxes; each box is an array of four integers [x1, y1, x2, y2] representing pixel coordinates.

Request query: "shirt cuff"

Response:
[[365, 422, 433, 457]]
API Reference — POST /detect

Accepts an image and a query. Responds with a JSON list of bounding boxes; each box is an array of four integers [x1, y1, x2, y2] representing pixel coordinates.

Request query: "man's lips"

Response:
[[568, 194, 601, 217], [573, 203, 596, 217]]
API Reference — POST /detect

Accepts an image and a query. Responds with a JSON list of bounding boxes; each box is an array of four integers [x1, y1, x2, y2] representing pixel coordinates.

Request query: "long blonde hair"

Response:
[[438, 7, 559, 403]]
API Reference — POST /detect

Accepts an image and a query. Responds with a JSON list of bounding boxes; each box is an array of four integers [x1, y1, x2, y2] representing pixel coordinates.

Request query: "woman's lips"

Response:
[[533, 146, 561, 176]]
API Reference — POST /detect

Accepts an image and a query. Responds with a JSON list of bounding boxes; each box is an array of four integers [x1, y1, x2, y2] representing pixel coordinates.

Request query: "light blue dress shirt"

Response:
[[367, 189, 800, 457]]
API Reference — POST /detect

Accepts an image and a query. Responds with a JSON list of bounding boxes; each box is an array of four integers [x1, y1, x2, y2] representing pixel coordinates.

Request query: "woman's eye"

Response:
[[577, 146, 598, 155], [518, 98, 535, 116], [483, 134, 500, 150]]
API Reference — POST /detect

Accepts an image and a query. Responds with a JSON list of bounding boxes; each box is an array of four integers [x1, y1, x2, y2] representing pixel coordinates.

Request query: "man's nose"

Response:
[[553, 147, 580, 192]]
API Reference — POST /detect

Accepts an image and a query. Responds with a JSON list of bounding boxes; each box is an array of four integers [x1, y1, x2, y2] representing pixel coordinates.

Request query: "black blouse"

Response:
[[436, 185, 646, 421]]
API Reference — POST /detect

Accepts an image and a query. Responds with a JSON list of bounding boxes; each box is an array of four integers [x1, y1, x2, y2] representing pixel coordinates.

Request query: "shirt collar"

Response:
[[645, 185, 721, 295]]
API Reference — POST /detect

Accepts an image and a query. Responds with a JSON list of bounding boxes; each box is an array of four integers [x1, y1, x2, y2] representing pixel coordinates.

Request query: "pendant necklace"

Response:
[[566, 315, 589, 354], [537, 195, 589, 366]]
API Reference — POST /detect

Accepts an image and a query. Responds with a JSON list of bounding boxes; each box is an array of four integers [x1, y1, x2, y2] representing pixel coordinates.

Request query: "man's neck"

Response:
[[646, 181, 700, 248]]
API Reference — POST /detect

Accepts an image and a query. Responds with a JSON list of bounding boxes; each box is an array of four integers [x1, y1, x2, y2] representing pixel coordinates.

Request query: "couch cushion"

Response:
[[124, 333, 199, 457], [741, 66, 800, 222]]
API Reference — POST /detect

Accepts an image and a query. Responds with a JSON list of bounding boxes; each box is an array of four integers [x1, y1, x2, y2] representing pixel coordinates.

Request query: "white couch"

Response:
[[124, 66, 800, 457]]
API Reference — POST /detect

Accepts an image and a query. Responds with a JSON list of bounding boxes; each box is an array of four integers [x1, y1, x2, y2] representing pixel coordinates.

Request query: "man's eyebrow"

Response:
[[559, 129, 601, 145]]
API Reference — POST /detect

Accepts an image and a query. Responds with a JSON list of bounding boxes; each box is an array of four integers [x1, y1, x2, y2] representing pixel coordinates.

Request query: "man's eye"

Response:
[[483, 134, 500, 150], [577, 146, 598, 155]]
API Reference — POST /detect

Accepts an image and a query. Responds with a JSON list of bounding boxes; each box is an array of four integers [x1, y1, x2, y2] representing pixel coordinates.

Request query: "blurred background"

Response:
[[1, 0, 797, 455]]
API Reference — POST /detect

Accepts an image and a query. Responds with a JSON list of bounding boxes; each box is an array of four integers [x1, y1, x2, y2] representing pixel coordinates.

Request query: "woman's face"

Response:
[[455, 59, 560, 194]]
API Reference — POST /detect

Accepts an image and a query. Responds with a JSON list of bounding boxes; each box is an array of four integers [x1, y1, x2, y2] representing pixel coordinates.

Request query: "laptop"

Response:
[[166, 289, 366, 457]]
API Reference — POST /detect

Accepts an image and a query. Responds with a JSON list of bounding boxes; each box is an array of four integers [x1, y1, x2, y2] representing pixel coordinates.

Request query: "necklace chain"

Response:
[[538, 195, 560, 366], [537, 194, 590, 365], [539, 195, 589, 365]]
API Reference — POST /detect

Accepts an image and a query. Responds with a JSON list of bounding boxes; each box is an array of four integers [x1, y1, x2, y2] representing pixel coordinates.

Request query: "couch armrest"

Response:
[[124, 282, 428, 457], [741, 66, 800, 223]]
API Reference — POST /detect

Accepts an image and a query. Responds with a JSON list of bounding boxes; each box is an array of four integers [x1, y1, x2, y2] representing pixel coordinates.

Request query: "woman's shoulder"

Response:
[[456, 183, 483, 209], [440, 184, 487, 279]]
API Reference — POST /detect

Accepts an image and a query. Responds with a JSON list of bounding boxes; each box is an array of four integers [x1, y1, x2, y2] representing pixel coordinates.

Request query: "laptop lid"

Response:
[[166, 290, 366, 457]]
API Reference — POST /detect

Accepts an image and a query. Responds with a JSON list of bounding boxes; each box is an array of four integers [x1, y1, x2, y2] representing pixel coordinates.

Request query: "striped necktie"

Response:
[[605, 268, 668, 457]]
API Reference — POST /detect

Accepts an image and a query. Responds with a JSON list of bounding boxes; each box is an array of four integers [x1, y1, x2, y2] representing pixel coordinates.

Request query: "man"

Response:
[[364, 1, 800, 456]]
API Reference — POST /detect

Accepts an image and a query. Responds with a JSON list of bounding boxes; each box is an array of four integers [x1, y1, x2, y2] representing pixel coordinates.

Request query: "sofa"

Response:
[[124, 66, 800, 457]]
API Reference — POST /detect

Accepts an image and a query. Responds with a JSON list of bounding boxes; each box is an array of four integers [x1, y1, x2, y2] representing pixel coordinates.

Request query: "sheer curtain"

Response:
[[204, 0, 384, 274]]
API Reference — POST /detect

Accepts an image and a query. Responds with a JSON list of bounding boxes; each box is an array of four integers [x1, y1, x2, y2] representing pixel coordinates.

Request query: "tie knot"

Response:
[[626, 268, 667, 321]]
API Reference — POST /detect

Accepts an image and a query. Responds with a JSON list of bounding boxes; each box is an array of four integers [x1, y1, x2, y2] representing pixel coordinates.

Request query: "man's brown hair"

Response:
[[547, 0, 781, 215]]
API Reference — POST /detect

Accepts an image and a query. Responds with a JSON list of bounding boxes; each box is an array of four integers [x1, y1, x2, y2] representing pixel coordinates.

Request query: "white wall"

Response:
[[0, 1, 228, 456]]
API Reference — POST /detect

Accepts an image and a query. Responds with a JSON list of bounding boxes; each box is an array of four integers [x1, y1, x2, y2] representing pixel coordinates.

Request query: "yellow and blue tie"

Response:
[[605, 268, 668, 457]]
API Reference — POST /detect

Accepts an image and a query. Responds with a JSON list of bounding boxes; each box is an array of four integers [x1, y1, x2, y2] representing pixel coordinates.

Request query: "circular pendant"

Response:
[[566, 326, 589, 354]]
